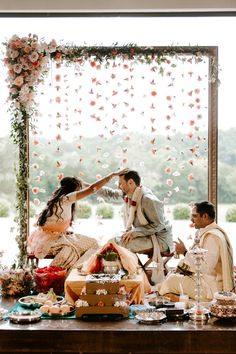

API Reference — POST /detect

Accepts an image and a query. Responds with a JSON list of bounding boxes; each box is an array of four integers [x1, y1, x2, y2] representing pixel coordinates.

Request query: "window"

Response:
[[0, 15, 235, 264]]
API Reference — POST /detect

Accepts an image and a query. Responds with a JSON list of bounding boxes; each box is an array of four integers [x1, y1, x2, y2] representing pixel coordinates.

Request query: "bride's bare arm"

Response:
[[75, 168, 127, 200]]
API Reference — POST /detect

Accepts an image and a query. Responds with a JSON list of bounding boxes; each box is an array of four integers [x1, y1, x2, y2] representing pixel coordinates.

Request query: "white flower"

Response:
[[114, 301, 128, 308], [48, 39, 57, 52], [15, 112, 23, 124], [13, 64, 22, 74], [96, 289, 108, 295], [28, 51, 39, 63], [10, 50, 20, 59], [32, 163, 39, 169], [13, 75, 24, 87], [75, 300, 89, 307], [33, 198, 41, 206]]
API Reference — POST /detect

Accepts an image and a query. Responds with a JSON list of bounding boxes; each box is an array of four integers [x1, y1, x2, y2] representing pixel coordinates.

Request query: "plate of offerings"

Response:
[[39, 303, 75, 317], [210, 291, 236, 319], [135, 310, 166, 324], [19, 289, 64, 309], [0, 308, 8, 320]]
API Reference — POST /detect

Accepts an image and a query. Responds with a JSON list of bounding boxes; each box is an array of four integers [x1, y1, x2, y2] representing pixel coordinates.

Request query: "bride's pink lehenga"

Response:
[[27, 221, 98, 271]]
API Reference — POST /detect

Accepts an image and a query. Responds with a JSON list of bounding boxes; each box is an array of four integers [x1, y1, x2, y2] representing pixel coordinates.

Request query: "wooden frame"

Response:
[[7, 43, 218, 263]]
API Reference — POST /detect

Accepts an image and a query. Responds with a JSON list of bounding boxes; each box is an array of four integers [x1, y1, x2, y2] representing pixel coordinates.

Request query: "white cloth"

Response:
[[98, 185, 174, 283], [122, 186, 166, 283], [123, 186, 149, 231]]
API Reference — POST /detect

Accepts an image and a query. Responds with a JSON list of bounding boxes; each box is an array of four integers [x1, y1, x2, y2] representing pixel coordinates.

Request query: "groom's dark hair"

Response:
[[120, 170, 141, 186]]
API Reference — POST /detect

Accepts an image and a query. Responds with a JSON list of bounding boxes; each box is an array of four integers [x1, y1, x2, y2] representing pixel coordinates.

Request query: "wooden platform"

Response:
[[1, 297, 236, 354]]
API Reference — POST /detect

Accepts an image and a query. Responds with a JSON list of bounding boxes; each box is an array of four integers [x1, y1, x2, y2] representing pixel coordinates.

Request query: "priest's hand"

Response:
[[174, 237, 188, 256]]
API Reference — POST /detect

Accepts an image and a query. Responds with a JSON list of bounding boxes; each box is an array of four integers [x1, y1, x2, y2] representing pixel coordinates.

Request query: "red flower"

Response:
[[55, 52, 62, 61], [90, 61, 96, 68]]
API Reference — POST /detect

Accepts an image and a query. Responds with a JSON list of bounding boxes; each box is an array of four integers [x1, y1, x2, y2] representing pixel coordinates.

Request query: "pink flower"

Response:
[[32, 187, 39, 194], [13, 64, 22, 74], [13, 75, 24, 87], [55, 134, 62, 141], [164, 167, 172, 174], [33, 198, 40, 206], [55, 74, 61, 82], [57, 173, 64, 181], [187, 173, 194, 181], [166, 179, 173, 187]]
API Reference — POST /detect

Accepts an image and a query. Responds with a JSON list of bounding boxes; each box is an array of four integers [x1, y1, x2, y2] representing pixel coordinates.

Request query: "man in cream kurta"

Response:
[[157, 201, 234, 301]]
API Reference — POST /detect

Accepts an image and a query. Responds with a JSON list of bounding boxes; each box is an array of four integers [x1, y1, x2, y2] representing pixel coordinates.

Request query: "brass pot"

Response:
[[103, 260, 119, 274]]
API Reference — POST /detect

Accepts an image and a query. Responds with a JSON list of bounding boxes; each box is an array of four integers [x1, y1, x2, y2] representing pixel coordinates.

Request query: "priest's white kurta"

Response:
[[157, 222, 234, 301]]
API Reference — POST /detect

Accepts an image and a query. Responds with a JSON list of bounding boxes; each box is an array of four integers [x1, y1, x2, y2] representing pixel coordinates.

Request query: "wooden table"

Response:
[[65, 269, 146, 304], [1, 297, 236, 354]]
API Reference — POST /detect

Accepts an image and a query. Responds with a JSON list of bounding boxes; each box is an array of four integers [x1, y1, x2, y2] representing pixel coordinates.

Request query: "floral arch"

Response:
[[3, 34, 218, 266]]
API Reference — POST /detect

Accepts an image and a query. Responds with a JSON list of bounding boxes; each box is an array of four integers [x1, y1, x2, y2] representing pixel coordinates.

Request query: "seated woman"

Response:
[[27, 170, 124, 271]]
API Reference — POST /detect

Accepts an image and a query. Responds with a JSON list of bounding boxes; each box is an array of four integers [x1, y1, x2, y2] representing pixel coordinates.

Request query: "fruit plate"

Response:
[[210, 311, 236, 319], [41, 308, 75, 318], [18, 295, 64, 308]]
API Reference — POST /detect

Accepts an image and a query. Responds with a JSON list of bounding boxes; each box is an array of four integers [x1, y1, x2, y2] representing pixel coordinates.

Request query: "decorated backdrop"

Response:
[[3, 35, 218, 266]]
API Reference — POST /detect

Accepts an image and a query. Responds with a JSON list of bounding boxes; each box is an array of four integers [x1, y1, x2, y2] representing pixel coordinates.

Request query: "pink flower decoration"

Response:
[[187, 173, 194, 181], [55, 74, 61, 82], [55, 134, 62, 141], [32, 187, 39, 194], [164, 167, 172, 174], [57, 173, 64, 181], [166, 179, 173, 187], [33, 198, 40, 206]]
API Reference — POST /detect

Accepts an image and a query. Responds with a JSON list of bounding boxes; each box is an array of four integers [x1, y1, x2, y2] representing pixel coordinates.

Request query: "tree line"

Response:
[[0, 128, 235, 209]]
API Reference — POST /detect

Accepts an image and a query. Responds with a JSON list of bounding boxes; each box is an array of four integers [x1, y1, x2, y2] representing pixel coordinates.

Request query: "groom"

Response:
[[115, 170, 174, 257]]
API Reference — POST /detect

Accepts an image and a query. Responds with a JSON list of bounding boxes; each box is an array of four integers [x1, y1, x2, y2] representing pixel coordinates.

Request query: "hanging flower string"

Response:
[[2, 34, 219, 266]]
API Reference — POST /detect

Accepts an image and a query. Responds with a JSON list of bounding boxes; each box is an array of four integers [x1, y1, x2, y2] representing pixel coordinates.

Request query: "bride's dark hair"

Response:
[[37, 177, 82, 226]]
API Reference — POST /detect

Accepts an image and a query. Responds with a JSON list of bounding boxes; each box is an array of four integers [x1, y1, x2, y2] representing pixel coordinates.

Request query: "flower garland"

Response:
[[0, 268, 35, 297], [2, 34, 219, 267], [3, 34, 57, 266], [4, 34, 56, 118]]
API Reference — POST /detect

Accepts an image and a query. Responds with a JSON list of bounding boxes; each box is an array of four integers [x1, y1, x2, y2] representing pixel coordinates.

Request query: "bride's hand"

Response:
[[113, 168, 129, 177], [79, 178, 90, 188]]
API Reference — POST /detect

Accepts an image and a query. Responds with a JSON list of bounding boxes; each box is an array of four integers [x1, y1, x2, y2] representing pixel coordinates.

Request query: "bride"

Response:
[[27, 169, 126, 272]]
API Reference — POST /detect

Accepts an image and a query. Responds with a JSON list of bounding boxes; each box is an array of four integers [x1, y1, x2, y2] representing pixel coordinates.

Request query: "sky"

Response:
[[0, 15, 236, 137]]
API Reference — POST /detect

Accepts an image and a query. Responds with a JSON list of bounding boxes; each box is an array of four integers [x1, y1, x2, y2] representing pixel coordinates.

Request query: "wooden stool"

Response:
[[136, 248, 174, 285]]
